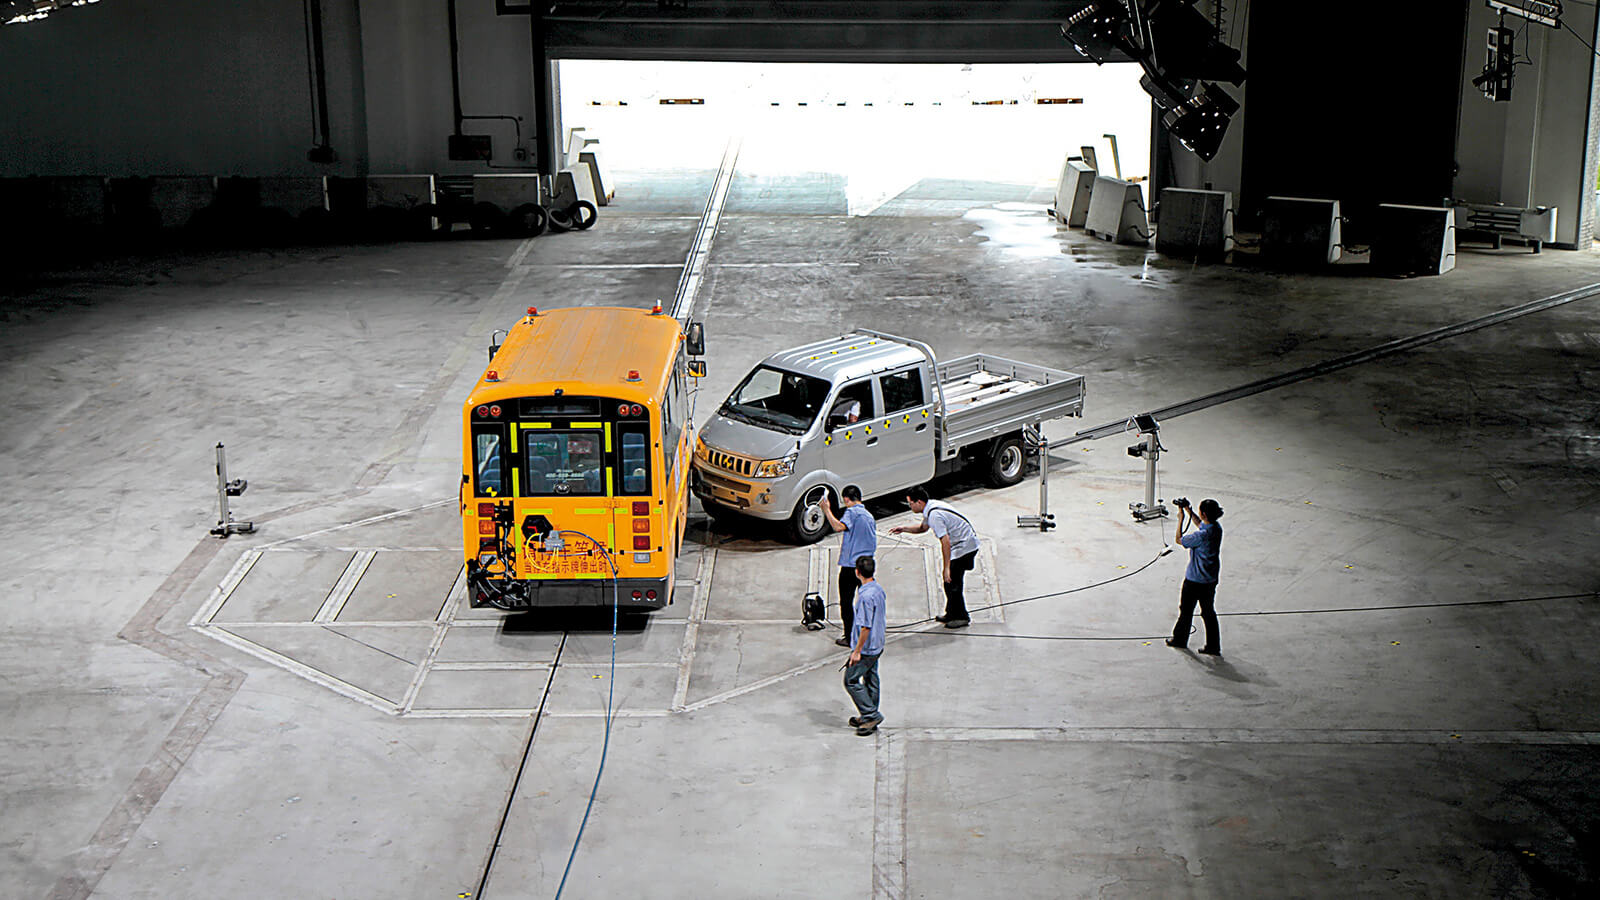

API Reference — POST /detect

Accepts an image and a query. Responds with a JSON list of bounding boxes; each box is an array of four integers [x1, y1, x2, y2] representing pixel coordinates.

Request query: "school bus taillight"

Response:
[[632, 501, 649, 515], [478, 502, 494, 517], [632, 518, 649, 533], [633, 536, 650, 550], [479, 520, 494, 535]]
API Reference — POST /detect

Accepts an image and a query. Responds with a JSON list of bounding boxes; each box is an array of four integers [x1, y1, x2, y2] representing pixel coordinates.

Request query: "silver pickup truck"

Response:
[[691, 329, 1086, 542]]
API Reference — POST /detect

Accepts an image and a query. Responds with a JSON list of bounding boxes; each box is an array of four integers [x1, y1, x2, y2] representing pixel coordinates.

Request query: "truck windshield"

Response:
[[722, 365, 830, 434]]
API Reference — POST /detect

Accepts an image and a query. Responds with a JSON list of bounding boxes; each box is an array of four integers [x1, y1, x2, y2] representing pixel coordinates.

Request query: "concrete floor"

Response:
[[4, 165, 1600, 900]]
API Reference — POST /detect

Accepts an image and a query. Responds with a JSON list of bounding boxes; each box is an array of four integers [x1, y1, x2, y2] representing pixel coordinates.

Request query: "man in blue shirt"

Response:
[[1166, 498, 1224, 655], [844, 555, 887, 736], [821, 486, 877, 648]]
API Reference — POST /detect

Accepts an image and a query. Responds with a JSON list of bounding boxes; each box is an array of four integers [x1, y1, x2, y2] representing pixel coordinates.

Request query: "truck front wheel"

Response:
[[787, 485, 834, 544], [986, 435, 1026, 487]]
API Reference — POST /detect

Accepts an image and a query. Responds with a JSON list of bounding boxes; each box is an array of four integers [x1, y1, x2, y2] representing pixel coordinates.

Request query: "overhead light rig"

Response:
[[1474, 0, 1563, 102], [1, 0, 101, 26], [1061, 0, 1246, 161]]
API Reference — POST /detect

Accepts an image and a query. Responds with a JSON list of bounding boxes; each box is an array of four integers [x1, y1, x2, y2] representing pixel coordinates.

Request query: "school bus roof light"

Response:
[[486, 370, 500, 382], [650, 304, 663, 315], [527, 306, 539, 317], [627, 370, 641, 382]]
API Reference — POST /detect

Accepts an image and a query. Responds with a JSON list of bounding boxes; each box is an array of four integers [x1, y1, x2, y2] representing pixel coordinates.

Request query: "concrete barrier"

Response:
[[258, 177, 328, 217], [553, 166, 598, 207], [148, 176, 217, 228], [576, 148, 612, 205], [365, 174, 436, 210], [1083, 176, 1149, 245], [472, 173, 546, 211]]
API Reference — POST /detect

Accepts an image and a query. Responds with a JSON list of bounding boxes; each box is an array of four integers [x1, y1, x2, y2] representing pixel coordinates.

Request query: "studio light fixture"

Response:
[[1162, 82, 1241, 161], [1062, 0, 1246, 161], [2, 0, 100, 25], [1060, 0, 1134, 65]]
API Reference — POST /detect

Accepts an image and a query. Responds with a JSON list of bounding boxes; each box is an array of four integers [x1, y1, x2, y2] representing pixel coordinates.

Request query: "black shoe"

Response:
[[1198, 647, 1222, 656], [849, 716, 863, 728], [835, 636, 851, 648], [1165, 638, 1187, 649], [856, 716, 883, 736], [934, 614, 951, 623], [943, 618, 970, 629]]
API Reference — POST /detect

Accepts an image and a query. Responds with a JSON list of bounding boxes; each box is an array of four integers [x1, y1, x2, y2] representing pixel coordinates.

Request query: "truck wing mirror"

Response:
[[687, 359, 707, 378], [686, 322, 706, 356]]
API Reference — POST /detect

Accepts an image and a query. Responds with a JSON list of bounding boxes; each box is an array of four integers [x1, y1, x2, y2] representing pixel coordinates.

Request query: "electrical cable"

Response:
[[1563, 17, 1600, 58], [553, 531, 620, 900], [887, 547, 1169, 631]]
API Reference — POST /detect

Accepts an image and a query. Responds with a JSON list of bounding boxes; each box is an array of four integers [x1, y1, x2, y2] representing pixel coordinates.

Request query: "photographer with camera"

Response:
[[1165, 497, 1224, 656]]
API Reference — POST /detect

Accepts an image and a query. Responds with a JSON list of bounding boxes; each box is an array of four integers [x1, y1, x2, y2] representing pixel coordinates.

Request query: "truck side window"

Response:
[[828, 380, 875, 431], [881, 368, 925, 414]]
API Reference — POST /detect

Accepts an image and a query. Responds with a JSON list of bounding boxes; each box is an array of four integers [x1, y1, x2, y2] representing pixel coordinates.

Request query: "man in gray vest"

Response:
[[891, 486, 979, 628]]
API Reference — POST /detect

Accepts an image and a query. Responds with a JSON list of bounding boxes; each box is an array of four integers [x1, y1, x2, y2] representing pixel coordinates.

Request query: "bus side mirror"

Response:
[[687, 359, 707, 378], [686, 322, 706, 357]]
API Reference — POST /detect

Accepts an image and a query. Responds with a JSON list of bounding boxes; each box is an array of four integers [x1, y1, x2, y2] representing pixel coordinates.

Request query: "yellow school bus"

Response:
[[461, 305, 697, 610]]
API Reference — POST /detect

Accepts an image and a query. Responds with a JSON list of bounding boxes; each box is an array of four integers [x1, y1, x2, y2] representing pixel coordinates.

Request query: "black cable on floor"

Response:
[[886, 547, 1169, 631], [554, 533, 621, 900], [475, 633, 567, 900]]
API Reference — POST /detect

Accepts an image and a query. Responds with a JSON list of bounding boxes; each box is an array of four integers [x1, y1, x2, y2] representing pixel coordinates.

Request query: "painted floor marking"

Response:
[[193, 531, 972, 719]]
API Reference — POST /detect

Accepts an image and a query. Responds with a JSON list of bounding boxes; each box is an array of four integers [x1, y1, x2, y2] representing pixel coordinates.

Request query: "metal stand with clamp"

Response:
[[1127, 413, 1168, 522], [210, 442, 255, 537], [1016, 423, 1056, 531]]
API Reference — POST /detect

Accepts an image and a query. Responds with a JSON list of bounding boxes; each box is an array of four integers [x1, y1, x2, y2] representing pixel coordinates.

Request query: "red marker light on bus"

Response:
[[645, 589, 658, 600], [633, 536, 650, 550], [478, 502, 494, 517], [489, 405, 501, 417], [632, 501, 649, 515], [476, 406, 488, 417], [486, 370, 500, 382], [650, 304, 662, 315], [631, 404, 644, 416], [527, 306, 538, 316], [617, 403, 630, 416], [626, 370, 641, 382], [631, 590, 643, 600]]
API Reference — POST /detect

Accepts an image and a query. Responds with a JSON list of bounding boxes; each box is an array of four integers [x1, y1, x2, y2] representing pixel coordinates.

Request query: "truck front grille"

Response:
[[707, 449, 754, 476]]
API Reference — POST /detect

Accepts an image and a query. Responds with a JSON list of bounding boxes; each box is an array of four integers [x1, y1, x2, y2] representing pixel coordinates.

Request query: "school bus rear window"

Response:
[[525, 431, 605, 496], [619, 424, 651, 495], [473, 428, 506, 497]]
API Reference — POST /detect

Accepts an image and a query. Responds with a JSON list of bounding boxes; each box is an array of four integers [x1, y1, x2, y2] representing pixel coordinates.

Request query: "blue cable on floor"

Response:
[[555, 534, 619, 900]]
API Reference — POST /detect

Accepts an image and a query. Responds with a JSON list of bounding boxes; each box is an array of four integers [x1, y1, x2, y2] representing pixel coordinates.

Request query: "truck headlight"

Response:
[[753, 455, 796, 478], [694, 435, 708, 460]]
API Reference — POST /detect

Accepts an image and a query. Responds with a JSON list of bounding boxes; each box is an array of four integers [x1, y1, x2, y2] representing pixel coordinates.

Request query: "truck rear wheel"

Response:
[[986, 435, 1026, 487], [787, 485, 834, 544]]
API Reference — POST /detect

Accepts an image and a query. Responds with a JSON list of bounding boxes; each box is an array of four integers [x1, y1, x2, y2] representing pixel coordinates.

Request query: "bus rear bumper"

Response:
[[467, 575, 671, 610]]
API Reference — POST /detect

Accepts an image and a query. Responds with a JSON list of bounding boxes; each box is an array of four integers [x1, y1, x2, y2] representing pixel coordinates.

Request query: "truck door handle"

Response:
[[915, 423, 927, 432], [866, 437, 879, 446]]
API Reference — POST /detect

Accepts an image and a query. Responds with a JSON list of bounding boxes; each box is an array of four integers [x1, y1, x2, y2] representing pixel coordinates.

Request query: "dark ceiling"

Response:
[[501, 1, 1130, 63]]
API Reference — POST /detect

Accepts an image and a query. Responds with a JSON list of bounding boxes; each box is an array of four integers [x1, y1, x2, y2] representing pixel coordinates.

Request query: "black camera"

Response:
[[1174, 497, 1191, 508]]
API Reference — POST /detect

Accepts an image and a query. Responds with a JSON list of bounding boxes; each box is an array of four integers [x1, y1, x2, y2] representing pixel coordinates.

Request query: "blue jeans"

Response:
[[844, 653, 881, 720]]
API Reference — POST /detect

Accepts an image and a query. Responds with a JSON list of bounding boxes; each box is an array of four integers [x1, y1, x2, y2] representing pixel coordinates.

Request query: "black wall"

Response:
[[1240, 1, 1468, 240]]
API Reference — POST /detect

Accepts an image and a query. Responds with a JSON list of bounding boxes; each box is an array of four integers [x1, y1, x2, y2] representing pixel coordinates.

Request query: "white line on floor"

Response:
[[255, 498, 454, 549], [873, 732, 908, 900], [672, 547, 716, 711], [895, 727, 1600, 745], [189, 550, 261, 626]]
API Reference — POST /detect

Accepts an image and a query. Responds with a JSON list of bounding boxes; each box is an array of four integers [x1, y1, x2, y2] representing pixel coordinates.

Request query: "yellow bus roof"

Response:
[[466, 306, 682, 406]]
